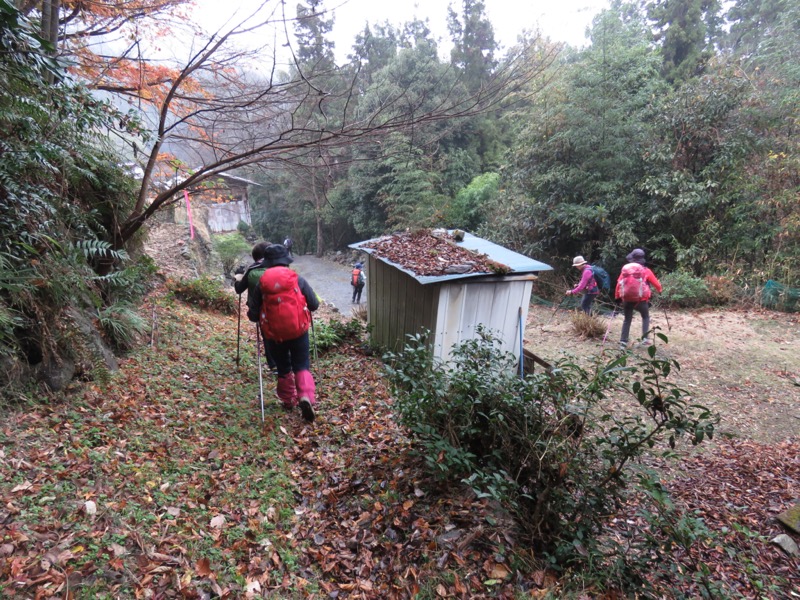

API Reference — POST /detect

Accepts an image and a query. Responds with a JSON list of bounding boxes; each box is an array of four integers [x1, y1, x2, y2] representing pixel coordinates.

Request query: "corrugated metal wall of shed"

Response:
[[366, 255, 438, 352], [434, 280, 532, 363]]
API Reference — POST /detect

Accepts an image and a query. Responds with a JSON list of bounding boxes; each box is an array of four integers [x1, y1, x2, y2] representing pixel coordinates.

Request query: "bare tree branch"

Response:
[[85, 3, 560, 246]]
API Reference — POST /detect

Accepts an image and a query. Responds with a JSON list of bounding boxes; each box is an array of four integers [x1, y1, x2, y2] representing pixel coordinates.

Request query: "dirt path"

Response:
[[292, 254, 365, 316], [525, 301, 800, 444]]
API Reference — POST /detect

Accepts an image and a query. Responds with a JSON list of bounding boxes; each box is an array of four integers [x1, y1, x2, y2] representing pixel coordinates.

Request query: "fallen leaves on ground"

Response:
[[607, 438, 799, 596], [1, 289, 797, 598]]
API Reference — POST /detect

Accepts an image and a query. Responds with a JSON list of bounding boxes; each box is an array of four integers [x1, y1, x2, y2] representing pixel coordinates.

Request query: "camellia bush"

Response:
[[385, 327, 718, 583]]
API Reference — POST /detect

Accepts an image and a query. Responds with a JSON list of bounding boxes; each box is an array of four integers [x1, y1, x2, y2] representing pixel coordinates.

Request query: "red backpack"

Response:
[[618, 263, 650, 303], [259, 267, 310, 342], [351, 268, 364, 287]]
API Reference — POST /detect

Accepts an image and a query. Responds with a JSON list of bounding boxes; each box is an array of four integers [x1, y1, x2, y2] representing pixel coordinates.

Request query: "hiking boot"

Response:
[[299, 397, 315, 423]]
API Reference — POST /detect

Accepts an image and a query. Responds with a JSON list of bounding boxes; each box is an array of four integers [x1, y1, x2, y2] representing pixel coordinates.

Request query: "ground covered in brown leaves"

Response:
[[1, 270, 798, 598], [0, 291, 546, 599], [607, 439, 799, 596]]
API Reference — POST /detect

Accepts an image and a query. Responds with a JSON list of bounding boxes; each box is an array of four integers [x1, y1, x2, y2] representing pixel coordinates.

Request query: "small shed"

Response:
[[172, 172, 261, 233], [350, 230, 552, 364]]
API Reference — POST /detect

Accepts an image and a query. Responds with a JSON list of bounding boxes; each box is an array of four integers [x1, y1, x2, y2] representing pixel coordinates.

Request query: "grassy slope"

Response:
[[0, 291, 530, 599]]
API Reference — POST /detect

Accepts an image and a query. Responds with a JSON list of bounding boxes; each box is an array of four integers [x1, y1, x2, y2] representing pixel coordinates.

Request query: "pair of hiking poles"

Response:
[[236, 294, 318, 423], [234, 295, 265, 422]]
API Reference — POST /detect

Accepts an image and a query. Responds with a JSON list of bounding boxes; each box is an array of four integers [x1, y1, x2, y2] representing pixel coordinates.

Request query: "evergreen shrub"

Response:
[[659, 271, 710, 308], [385, 328, 717, 573], [212, 233, 251, 275], [310, 318, 364, 353]]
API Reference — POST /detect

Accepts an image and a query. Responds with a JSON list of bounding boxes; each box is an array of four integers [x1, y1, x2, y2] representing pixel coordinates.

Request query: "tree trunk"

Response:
[[312, 174, 324, 257], [40, 0, 60, 49]]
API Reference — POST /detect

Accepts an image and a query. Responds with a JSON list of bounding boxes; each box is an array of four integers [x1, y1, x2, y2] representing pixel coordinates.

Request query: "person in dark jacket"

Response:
[[566, 255, 599, 315], [351, 261, 365, 304], [249, 244, 320, 422], [233, 242, 277, 372]]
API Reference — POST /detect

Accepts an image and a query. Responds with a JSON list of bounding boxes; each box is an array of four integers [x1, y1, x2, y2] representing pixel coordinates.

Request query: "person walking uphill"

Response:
[[615, 248, 663, 351], [566, 256, 599, 315], [249, 244, 320, 422]]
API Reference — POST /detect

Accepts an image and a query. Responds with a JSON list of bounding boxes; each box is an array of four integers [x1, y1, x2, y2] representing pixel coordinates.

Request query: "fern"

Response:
[[73, 240, 128, 262], [98, 303, 147, 351], [0, 303, 24, 357]]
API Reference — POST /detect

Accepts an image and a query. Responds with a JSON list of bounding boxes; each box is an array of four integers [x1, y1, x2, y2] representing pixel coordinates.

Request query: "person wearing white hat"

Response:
[[566, 255, 599, 315]]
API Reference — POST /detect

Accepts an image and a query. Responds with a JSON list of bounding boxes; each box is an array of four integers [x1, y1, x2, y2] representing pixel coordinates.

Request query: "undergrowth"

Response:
[[385, 327, 726, 596], [310, 317, 365, 353], [570, 311, 606, 338], [0, 298, 302, 598], [167, 277, 237, 314]]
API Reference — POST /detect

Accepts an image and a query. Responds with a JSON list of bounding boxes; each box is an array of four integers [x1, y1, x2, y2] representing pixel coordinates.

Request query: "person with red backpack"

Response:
[[351, 261, 366, 304], [565, 255, 599, 314], [249, 244, 320, 422], [615, 248, 662, 351]]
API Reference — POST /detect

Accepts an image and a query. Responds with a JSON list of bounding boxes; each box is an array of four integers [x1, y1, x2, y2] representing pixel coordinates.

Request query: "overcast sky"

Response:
[[189, 0, 609, 62]]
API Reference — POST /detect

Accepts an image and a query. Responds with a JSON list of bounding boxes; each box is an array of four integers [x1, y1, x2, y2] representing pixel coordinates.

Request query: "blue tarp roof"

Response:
[[349, 230, 552, 285]]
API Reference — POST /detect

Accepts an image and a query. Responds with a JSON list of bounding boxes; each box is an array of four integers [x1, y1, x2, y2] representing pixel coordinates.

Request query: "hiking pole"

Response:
[[310, 315, 318, 362], [255, 324, 265, 423], [602, 306, 619, 346], [236, 294, 242, 366], [542, 297, 566, 330], [662, 304, 671, 332]]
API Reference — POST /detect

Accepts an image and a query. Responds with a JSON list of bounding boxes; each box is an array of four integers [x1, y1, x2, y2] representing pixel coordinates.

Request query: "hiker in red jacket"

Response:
[[566, 255, 599, 315], [615, 248, 663, 351], [249, 244, 320, 422]]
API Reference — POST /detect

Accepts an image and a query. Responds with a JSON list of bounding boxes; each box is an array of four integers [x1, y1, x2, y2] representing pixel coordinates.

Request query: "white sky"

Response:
[[189, 0, 609, 62]]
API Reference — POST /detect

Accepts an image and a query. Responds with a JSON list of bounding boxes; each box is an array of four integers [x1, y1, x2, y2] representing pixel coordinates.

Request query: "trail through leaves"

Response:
[[0, 287, 797, 598]]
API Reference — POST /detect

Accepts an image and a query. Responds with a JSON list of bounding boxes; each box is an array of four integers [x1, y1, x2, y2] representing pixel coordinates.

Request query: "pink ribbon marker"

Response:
[[183, 189, 195, 239]]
